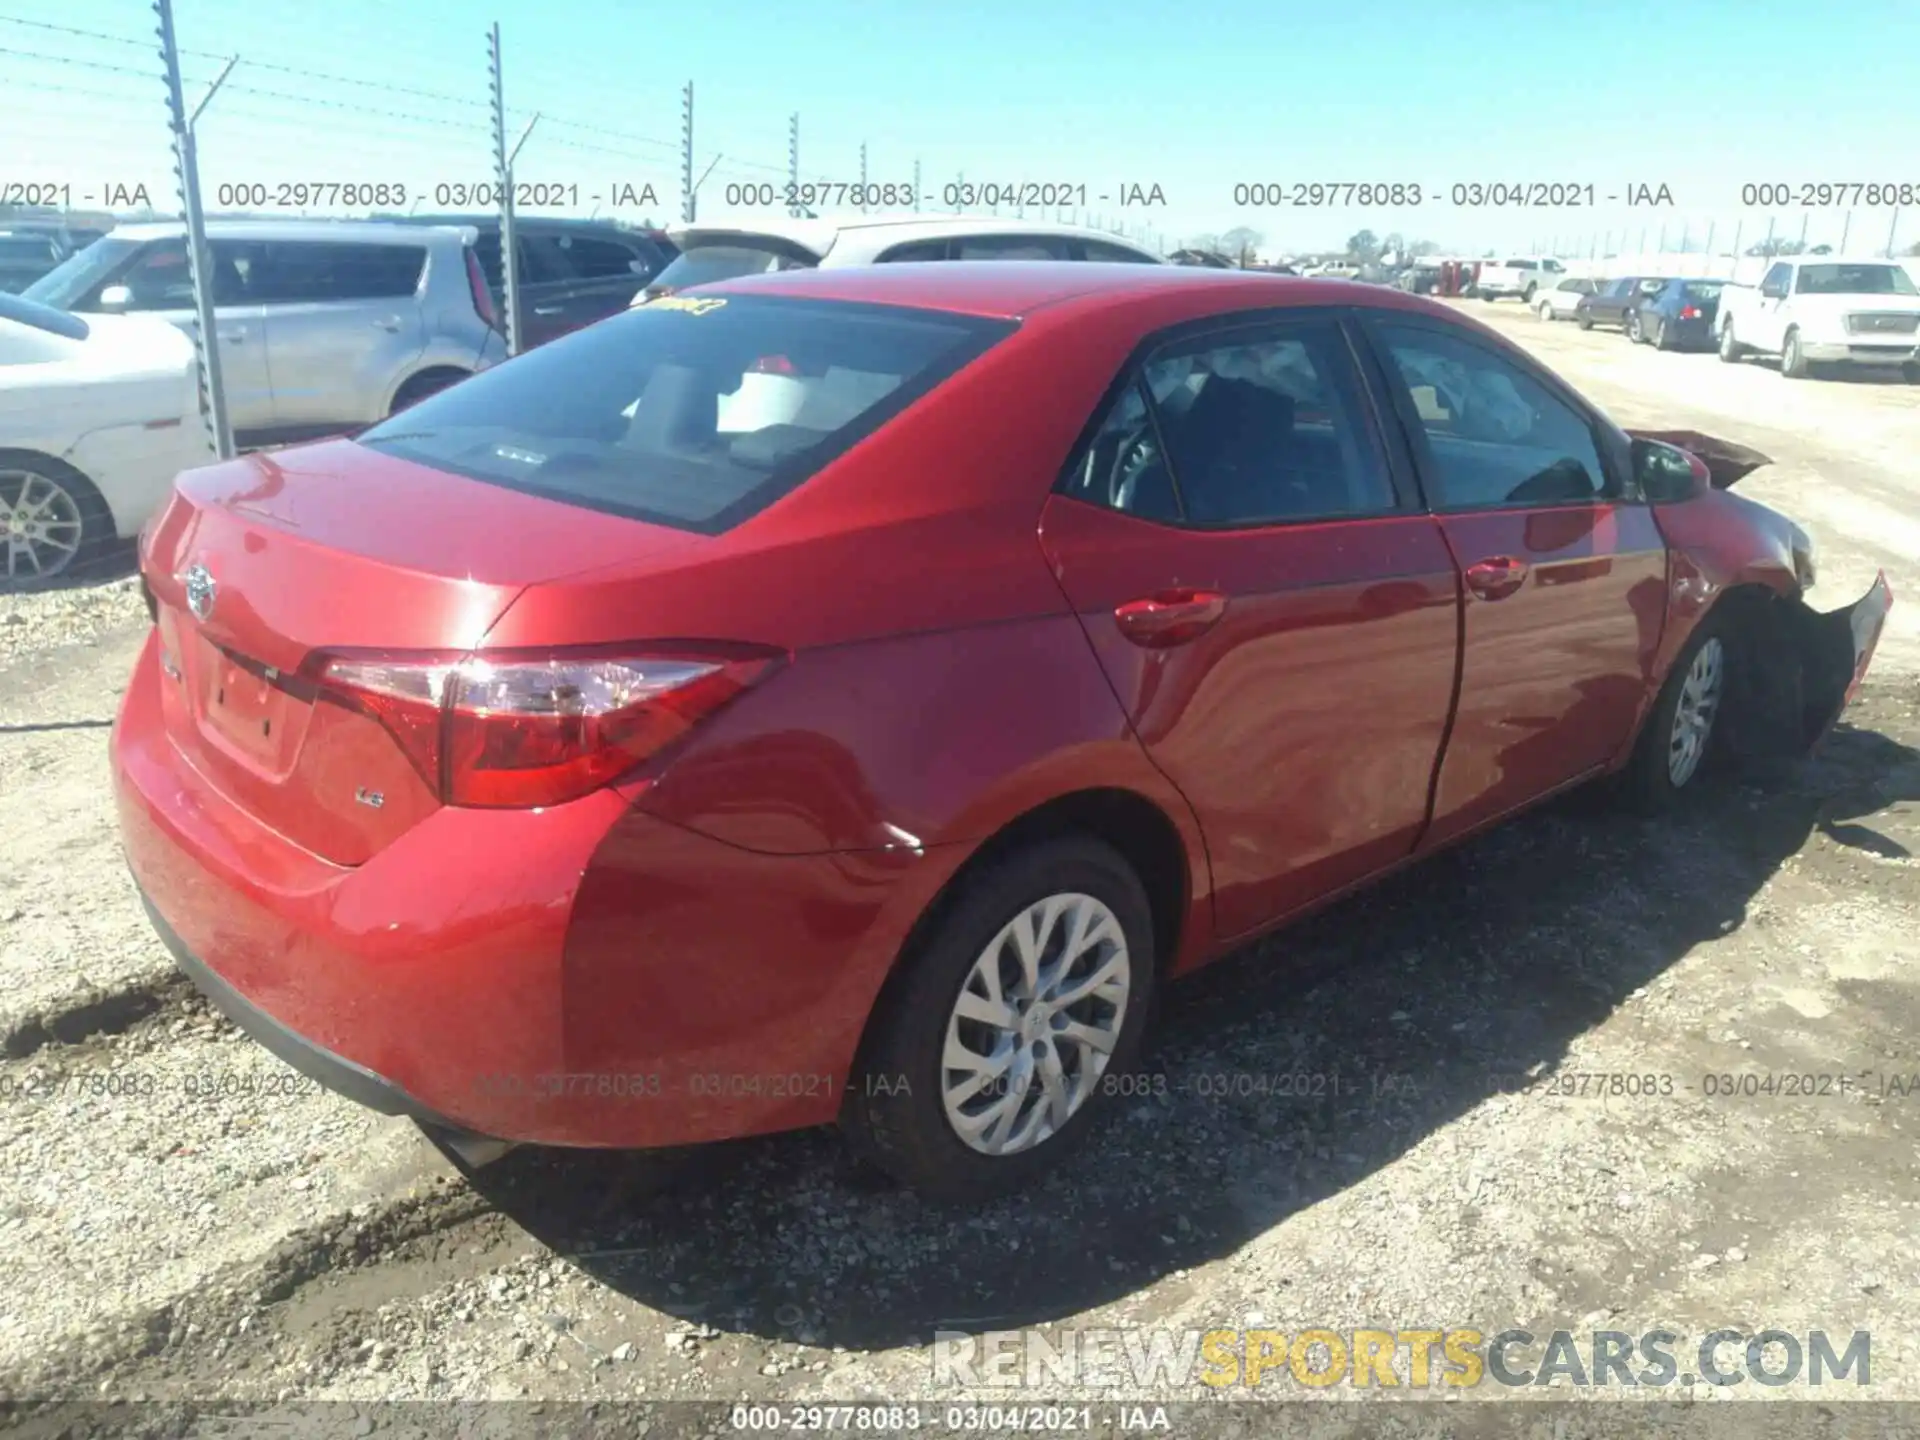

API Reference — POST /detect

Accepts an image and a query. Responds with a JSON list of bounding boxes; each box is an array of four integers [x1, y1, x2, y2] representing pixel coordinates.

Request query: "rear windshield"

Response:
[[357, 294, 1014, 534], [1794, 263, 1918, 296], [1681, 282, 1725, 301], [650, 242, 817, 293]]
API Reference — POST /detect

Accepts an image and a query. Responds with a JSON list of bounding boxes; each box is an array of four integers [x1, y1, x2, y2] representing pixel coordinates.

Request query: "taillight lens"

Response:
[[316, 645, 781, 808], [1680, 305, 1700, 320], [464, 248, 498, 330]]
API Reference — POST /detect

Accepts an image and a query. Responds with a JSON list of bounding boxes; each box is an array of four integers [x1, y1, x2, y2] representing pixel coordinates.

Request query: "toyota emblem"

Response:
[[184, 563, 216, 622]]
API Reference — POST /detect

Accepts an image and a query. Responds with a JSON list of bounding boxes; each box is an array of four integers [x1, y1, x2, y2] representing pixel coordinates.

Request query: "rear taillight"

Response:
[[1680, 305, 1701, 320], [315, 644, 782, 808], [464, 248, 498, 330]]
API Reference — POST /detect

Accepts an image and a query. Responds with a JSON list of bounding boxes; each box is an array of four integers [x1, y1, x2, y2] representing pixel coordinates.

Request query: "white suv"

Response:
[[1474, 256, 1567, 303], [633, 214, 1162, 302]]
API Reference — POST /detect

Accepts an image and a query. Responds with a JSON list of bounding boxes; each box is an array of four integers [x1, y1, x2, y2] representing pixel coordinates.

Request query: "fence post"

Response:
[[156, 0, 232, 459], [1839, 209, 1851, 253], [1887, 207, 1901, 258], [487, 24, 527, 358], [913, 157, 921, 213], [859, 142, 868, 212], [680, 82, 695, 224], [788, 113, 800, 216]]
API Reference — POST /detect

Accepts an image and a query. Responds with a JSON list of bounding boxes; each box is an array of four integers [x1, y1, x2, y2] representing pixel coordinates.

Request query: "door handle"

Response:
[[533, 304, 563, 315], [1463, 556, 1529, 601], [1113, 589, 1228, 648], [372, 317, 402, 332], [218, 328, 245, 342]]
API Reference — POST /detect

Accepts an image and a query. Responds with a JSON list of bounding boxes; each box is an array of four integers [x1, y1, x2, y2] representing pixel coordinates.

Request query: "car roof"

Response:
[[104, 219, 473, 244], [399, 214, 669, 236], [698, 259, 1452, 322], [667, 212, 1157, 260]]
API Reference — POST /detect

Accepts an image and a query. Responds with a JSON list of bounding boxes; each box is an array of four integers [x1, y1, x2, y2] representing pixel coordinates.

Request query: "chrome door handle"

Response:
[[218, 329, 246, 342], [533, 305, 563, 315], [372, 318, 402, 332], [1464, 556, 1530, 601]]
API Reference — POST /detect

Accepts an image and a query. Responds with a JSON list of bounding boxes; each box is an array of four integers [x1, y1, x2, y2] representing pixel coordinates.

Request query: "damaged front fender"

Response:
[[1724, 572, 1894, 760]]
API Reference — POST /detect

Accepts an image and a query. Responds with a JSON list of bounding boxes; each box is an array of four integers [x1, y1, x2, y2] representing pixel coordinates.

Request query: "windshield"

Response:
[[358, 294, 1014, 534], [1681, 282, 1725, 301], [0, 291, 91, 342], [1794, 263, 1919, 297], [646, 242, 817, 296], [22, 235, 146, 309]]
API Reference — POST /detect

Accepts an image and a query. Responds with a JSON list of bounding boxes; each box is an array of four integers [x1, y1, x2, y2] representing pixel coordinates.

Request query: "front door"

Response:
[[1360, 315, 1670, 845], [1040, 313, 1462, 941], [97, 237, 273, 432]]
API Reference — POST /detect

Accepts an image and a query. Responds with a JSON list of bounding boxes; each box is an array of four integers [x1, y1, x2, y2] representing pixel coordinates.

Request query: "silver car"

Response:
[[23, 220, 505, 447]]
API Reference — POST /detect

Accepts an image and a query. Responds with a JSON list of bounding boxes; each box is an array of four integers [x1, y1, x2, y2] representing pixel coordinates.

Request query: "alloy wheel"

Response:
[[1668, 636, 1725, 787], [940, 892, 1130, 1156], [0, 469, 85, 583]]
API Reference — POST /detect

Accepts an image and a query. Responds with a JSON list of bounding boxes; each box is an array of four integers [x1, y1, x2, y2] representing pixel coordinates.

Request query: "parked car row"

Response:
[[1533, 258, 1920, 380], [2, 211, 1173, 587]]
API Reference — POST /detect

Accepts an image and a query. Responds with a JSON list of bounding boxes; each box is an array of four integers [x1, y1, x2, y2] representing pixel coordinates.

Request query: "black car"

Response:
[[1575, 275, 1675, 332], [1624, 277, 1727, 350], [402, 216, 677, 349]]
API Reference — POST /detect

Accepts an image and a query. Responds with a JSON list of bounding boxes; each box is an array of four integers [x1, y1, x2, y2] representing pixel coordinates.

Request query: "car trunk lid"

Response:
[[140, 440, 706, 865]]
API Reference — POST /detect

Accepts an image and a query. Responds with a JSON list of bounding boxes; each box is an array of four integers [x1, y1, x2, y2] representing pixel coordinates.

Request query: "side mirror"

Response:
[[96, 284, 132, 312], [1631, 438, 1707, 504]]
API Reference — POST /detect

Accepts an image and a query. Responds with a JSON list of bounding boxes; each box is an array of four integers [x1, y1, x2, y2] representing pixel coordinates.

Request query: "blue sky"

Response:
[[4, 0, 1917, 256]]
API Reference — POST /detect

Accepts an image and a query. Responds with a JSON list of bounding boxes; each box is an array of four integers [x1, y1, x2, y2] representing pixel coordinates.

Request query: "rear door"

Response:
[[1039, 310, 1461, 941], [254, 239, 429, 437], [1358, 314, 1669, 846]]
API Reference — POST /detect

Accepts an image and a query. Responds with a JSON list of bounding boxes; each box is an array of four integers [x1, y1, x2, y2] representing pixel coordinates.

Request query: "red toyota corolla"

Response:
[[113, 264, 1891, 1201]]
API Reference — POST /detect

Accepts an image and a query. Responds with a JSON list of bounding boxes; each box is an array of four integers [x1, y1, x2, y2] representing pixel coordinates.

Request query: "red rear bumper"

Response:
[[112, 629, 945, 1148]]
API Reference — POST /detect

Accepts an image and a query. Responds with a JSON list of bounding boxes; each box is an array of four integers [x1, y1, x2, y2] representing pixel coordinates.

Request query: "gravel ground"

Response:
[[1, 308, 1916, 1425]]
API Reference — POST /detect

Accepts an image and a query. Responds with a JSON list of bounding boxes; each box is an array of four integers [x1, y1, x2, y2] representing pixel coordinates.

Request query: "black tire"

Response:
[[1577, 311, 1594, 331], [0, 452, 115, 592], [388, 367, 470, 416], [1779, 328, 1810, 379], [1522, 283, 1538, 303], [1627, 311, 1645, 344], [1718, 318, 1744, 362], [1653, 317, 1673, 350], [841, 836, 1158, 1204], [1619, 613, 1733, 815], [1904, 362, 1920, 385]]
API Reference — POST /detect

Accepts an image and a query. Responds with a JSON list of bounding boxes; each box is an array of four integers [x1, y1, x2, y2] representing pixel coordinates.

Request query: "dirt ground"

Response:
[[1, 301, 1916, 1425]]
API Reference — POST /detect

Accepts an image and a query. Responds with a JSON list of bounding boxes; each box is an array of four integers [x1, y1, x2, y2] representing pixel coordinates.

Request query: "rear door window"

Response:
[[249, 242, 427, 304], [116, 239, 195, 311], [1080, 241, 1157, 264], [954, 235, 1071, 260], [356, 295, 1014, 534], [875, 240, 953, 262]]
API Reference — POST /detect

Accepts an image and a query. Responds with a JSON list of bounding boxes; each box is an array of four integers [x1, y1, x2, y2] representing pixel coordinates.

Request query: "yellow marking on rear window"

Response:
[[646, 295, 728, 315]]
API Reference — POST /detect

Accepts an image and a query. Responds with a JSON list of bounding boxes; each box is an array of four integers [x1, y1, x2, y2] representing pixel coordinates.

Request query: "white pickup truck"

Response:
[[1716, 257, 1920, 379]]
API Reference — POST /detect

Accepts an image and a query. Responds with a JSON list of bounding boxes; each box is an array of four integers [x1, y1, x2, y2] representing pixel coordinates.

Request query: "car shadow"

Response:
[[458, 705, 1920, 1351]]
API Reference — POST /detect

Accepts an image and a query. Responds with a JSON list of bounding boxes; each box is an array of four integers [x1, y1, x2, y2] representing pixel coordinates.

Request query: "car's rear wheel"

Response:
[[0, 456, 112, 591], [1577, 311, 1594, 331], [1620, 616, 1730, 813], [1653, 317, 1673, 350], [1718, 318, 1744, 362], [842, 836, 1156, 1203], [388, 367, 470, 416], [1627, 311, 1645, 344], [1536, 298, 1555, 321], [1780, 328, 1810, 379]]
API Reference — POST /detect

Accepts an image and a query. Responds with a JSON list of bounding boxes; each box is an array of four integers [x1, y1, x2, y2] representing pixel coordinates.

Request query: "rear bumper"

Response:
[[112, 629, 950, 1148]]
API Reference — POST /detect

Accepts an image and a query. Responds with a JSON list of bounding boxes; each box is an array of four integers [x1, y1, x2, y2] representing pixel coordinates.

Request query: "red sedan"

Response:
[[112, 264, 1891, 1202]]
